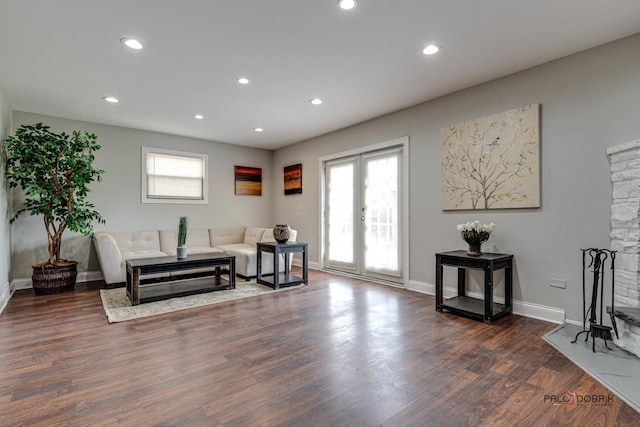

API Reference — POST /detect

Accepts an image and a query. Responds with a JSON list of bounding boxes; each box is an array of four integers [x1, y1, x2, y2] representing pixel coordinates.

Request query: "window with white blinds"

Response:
[[142, 147, 208, 204]]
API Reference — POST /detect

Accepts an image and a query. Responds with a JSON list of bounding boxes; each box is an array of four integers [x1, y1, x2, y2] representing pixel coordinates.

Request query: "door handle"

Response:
[[361, 216, 365, 222]]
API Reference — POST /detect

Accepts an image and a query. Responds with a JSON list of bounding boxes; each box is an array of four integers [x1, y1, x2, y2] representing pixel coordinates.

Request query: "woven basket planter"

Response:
[[31, 261, 78, 295]]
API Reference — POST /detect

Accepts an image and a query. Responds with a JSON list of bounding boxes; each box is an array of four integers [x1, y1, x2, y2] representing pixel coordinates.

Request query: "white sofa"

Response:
[[93, 226, 297, 286]]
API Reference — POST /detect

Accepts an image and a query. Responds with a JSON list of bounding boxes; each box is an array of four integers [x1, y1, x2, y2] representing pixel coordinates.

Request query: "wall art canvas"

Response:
[[234, 166, 262, 196], [283, 163, 302, 195], [441, 103, 540, 210]]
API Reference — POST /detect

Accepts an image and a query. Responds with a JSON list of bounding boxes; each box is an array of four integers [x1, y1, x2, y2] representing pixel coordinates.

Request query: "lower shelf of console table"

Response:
[[137, 276, 233, 304], [439, 295, 509, 320], [256, 273, 306, 289]]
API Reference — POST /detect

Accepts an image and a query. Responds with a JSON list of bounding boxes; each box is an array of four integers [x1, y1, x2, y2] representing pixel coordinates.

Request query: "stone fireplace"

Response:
[[608, 140, 640, 357]]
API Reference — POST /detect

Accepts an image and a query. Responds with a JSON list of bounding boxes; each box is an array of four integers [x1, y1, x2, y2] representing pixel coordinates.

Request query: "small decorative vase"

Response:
[[466, 241, 483, 257], [177, 245, 187, 260], [273, 224, 291, 244], [461, 231, 490, 257]]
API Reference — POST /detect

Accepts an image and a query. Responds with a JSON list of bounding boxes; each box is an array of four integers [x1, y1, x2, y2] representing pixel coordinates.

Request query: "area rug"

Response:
[[100, 281, 303, 323], [543, 323, 640, 413]]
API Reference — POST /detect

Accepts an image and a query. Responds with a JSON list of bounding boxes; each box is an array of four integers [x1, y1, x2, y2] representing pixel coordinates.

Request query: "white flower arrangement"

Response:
[[456, 220, 496, 234], [458, 220, 495, 256]]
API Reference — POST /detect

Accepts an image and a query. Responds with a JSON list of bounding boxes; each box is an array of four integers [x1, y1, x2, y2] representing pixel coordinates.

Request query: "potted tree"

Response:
[[5, 123, 105, 295]]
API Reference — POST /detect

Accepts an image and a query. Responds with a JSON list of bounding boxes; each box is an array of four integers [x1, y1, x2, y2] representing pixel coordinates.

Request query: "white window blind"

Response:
[[142, 147, 208, 204]]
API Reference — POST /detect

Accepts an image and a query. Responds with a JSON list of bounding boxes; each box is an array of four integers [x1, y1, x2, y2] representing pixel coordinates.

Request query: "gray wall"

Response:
[[273, 33, 640, 322], [6, 34, 640, 322], [10, 112, 274, 280], [0, 88, 11, 307]]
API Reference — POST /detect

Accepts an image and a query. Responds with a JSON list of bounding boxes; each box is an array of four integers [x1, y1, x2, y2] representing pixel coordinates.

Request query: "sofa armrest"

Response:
[[92, 232, 123, 285]]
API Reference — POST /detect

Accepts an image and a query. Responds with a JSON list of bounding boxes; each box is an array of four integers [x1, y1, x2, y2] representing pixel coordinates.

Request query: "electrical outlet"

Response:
[[550, 278, 566, 289]]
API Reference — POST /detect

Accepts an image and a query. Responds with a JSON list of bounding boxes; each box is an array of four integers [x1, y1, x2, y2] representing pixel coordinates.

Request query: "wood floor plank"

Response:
[[0, 269, 638, 426]]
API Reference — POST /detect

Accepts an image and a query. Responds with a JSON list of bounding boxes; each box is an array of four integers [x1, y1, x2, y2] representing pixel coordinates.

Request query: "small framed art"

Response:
[[284, 163, 302, 195], [235, 166, 262, 196]]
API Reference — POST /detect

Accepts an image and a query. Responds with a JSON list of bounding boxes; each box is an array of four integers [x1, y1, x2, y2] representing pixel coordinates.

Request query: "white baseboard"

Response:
[[6, 269, 566, 324], [0, 281, 10, 316], [11, 278, 31, 291], [512, 299, 565, 324], [81, 270, 104, 282], [406, 279, 565, 324], [10, 270, 104, 291], [406, 279, 434, 295], [292, 260, 321, 270]]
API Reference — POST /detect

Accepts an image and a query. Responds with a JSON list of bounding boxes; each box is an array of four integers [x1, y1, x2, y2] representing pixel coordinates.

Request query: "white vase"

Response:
[[177, 245, 187, 259]]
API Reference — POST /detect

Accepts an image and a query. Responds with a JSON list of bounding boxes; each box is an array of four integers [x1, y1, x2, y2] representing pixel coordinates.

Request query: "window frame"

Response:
[[141, 146, 209, 205]]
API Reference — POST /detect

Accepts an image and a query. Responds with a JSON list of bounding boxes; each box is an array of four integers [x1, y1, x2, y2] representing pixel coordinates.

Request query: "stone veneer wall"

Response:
[[608, 140, 640, 357], [608, 140, 640, 308]]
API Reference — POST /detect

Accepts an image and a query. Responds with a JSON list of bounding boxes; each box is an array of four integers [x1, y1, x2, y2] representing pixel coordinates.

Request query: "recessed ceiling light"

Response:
[[237, 77, 250, 85], [422, 44, 442, 55], [194, 114, 204, 120], [338, 0, 357, 10], [254, 127, 264, 132], [102, 96, 119, 103], [310, 98, 323, 105], [120, 38, 143, 50]]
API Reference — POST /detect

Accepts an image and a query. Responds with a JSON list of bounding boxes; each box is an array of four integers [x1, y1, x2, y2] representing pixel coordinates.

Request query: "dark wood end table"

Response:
[[435, 250, 513, 324], [256, 242, 308, 289]]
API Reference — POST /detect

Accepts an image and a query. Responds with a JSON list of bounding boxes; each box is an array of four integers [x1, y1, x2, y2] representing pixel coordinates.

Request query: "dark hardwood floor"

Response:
[[1, 269, 639, 426]]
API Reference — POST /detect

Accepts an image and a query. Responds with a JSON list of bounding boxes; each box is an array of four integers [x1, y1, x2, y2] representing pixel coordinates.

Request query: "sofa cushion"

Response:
[[93, 232, 123, 285], [215, 243, 254, 252], [111, 231, 161, 252], [118, 249, 168, 283], [163, 246, 224, 256], [121, 250, 168, 261], [260, 229, 276, 243], [223, 246, 279, 278], [210, 227, 246, 247], [243, 227, 267, 246], [159, 228, 211, 253]]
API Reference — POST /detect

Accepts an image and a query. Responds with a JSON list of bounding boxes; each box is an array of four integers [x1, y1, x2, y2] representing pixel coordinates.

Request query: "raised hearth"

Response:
[[608, 140, 640, 357]]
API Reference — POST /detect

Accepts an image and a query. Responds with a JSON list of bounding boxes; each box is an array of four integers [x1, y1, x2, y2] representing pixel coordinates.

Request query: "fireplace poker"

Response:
[[610, 251, 619, 339], [589, 250, 613, 351]]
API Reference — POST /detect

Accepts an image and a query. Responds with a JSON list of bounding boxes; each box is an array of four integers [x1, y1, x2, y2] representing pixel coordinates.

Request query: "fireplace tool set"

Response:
[[572, 248, 618, 352]]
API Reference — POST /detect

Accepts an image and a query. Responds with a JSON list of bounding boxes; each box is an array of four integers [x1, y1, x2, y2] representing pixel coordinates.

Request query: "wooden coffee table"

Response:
[[126, 253, 236, 305]]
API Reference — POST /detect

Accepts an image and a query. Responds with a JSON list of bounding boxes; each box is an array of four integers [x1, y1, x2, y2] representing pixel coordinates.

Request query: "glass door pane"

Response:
[[363, 150, 400, 277], [326, 158, 357, 271], [323, 147, 402, 283]]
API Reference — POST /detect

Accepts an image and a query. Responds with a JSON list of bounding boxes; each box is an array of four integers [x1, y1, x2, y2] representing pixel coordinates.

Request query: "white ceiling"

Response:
[[1, 1, 640, 150]]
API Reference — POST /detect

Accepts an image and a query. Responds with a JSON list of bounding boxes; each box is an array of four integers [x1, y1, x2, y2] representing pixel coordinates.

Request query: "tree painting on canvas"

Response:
[[441, 104, 540, 210]]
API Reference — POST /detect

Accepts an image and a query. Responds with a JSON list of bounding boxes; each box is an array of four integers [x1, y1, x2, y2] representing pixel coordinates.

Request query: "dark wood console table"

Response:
[[257, 242, 308, 290], [435, 250, 513, 324], [126, 253, 236, 305]]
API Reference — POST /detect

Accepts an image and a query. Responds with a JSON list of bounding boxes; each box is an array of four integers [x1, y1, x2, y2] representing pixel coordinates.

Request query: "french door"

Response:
[[324, 147, 402, 283]]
